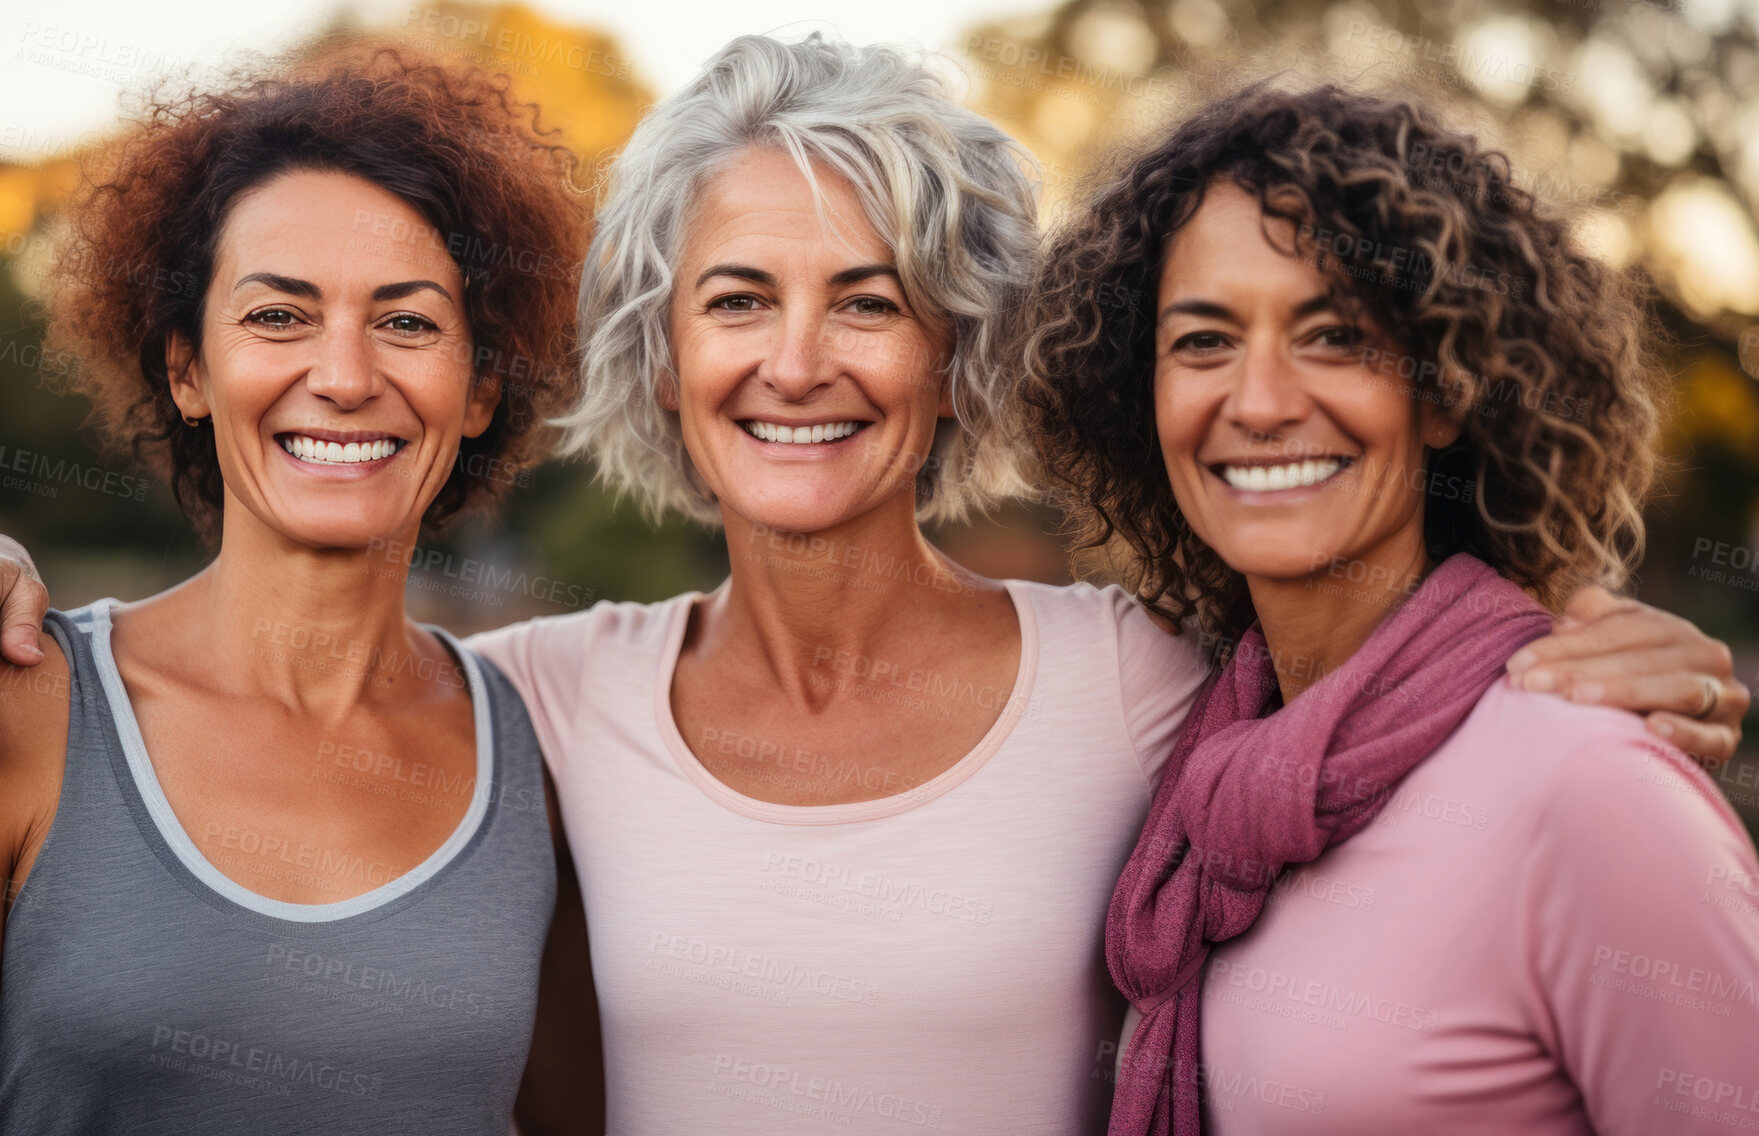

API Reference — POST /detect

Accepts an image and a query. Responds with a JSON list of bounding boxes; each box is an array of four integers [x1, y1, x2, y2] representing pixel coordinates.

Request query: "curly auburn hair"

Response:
[[1021, 81, 1665, 638], [41, 44, 588, 535]]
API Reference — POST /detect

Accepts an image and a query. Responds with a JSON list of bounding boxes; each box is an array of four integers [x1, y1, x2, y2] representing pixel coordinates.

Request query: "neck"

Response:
[[713, 492, 976, 702], [1247, 528, 1433, 704], [146, 498, 432, 715]]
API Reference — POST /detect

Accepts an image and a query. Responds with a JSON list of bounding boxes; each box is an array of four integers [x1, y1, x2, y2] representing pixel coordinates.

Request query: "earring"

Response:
[[183, 414, 204, 427]]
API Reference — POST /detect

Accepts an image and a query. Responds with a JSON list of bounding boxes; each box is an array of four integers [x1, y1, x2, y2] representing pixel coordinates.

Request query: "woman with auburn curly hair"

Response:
[[0, 46, 599, 1134], [1024, 81, 1759, 1135]]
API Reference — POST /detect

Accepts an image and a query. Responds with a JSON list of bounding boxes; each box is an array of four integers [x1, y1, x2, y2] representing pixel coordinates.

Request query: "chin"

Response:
[[275, 510, 414, 553], [1208, 541, 1335, 582], [721, 481, 868, 536]]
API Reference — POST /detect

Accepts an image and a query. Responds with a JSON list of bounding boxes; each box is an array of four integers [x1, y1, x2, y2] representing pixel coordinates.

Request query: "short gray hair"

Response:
[[554, 33, 1040, 525]]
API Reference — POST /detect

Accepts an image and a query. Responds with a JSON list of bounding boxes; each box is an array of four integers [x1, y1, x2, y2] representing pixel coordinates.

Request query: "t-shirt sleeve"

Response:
[[1106, 588, 1210, 789], [466, 614, 587, 774], [1523, 731, 1759, 1135]]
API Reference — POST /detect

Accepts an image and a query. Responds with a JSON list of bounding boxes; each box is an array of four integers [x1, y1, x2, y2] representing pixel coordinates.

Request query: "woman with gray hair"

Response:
[[0, 29, 1739, 1136], [460, 32, 1738, 1133], [473, 34, 1173, 1131]]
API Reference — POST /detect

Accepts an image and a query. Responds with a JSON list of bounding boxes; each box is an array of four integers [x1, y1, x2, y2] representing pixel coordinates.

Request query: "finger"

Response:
[[1706, 679, 1751, 734], [0, 574, 49, 666], [1548, 670, 1729, 718], [1647, 713, 1738, 768], [1512, 608, 1716, 682], [1512, 644, 1710, 695]]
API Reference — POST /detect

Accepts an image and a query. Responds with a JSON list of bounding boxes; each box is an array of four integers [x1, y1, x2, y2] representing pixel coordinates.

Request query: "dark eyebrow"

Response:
[[372, 280, 452, 303], [828, 265, 899, 288], [695, 263, 775, 289], [1157, 298, 1233, 325], [234, 272, 320, 298], [1156, 292, 1337, 325]]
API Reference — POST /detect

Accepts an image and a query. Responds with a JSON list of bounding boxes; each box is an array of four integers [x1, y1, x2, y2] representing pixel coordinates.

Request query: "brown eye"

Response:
[[382, 313, 438, 335], [1172, 331, 1228, 353], [1313, 325, 1366, 350], [845, 296, 898, 316], [244, 307, 298, 328]]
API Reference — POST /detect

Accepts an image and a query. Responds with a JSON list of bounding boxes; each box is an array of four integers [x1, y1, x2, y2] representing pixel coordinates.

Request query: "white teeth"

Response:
[[279, 435, 403, 465], [1221, 459, 1344, 491], [742, 420, 862, 445]]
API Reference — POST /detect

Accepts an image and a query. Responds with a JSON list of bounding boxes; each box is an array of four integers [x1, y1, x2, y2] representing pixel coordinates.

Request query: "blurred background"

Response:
[[2, 0, 1757, 815]]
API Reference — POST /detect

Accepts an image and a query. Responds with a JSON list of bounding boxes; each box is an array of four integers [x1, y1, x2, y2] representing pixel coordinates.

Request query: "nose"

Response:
[[302, 327, 385, 411], [757, 308, 833, 401], [1222, 335, 1310, 438]]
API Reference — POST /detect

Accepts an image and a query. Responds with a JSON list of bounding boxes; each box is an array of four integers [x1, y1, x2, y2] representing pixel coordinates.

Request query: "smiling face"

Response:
[[666, 146, 950, 535], [169, 169, 497, 550], [1153, 181, 1459, 584]]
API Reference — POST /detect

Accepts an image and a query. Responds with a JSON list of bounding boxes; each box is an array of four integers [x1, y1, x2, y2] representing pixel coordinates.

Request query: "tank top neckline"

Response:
[[82, 597, 497, 924], [651, 577, 1042, 826]]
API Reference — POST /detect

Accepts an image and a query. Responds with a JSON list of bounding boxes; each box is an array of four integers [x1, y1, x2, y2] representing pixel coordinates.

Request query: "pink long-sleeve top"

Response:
[[1186, 679, 1759, 1134], [468, 579, 1210, 1134]]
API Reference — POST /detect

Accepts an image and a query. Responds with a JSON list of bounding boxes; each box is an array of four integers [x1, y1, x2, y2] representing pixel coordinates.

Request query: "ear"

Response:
[[934, 342, 957, 418], [165, 332, 211, 420], [656, 373, 681, 413], [1420, 403, 1464, 450], [462, 374, 502, 439]]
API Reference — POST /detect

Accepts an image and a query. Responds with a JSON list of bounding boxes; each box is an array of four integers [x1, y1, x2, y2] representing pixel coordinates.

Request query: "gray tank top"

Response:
[[0, 601, 557, 1134]]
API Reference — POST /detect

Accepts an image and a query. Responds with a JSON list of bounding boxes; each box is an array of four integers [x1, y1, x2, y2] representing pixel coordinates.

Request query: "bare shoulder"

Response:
[[0, 631, 72, 892]]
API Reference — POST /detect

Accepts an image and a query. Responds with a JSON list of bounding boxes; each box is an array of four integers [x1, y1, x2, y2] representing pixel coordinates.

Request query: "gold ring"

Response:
[[1693, 675, 1721, 720]]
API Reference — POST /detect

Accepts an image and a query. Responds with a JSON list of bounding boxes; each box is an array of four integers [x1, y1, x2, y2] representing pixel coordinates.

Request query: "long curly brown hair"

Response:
[[1021, 80, 1665, 638], [41, 43, 588, 536]]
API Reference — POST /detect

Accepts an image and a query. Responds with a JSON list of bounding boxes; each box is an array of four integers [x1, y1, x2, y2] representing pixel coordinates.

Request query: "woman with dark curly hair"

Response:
[[0, 46, 598, 1134], [1024, 81, 1759, 1135]]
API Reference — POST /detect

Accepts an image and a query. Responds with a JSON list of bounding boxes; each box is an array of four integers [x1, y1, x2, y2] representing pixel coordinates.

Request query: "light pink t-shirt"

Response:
[[469, 579, 1209, 1134], [1189, 680, 1759, 1134]]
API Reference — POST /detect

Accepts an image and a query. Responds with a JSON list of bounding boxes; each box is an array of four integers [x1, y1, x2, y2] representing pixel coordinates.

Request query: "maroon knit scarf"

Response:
[[1105, 554, 1551, 1135]]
